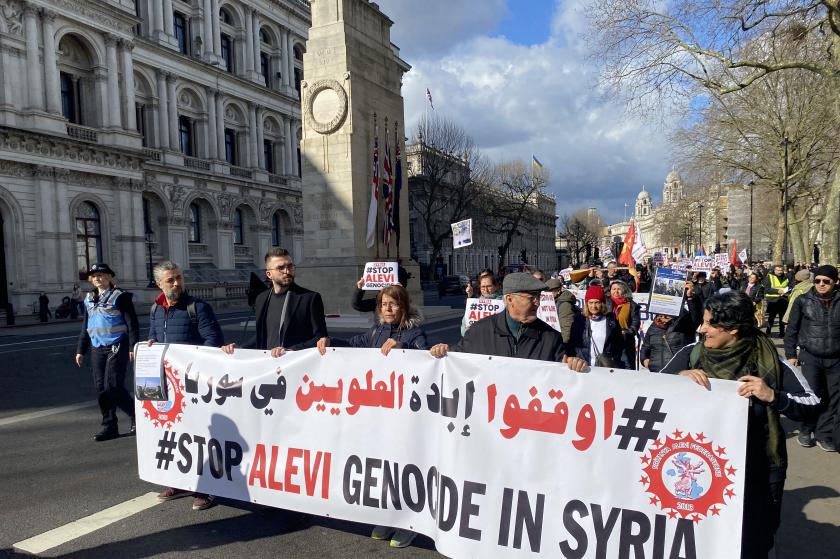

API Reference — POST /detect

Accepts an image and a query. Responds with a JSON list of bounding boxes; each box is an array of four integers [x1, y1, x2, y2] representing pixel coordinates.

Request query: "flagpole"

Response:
[[395, 121, 401, 260], [374, 113, 380, 259]]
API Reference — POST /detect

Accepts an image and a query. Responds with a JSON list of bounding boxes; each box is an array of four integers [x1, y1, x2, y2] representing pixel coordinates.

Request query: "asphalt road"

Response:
[[0, 292, 838, 558]]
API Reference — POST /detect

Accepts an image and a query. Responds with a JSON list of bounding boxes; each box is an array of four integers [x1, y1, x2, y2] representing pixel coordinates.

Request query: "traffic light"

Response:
[[520, 249, 527, 263]]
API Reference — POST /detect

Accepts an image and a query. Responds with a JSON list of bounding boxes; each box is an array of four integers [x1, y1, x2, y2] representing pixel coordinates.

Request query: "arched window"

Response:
[[179, 116, 193, 156], [219, 7, 235, 73], [75, 202, 103, 274], [189, 203, 201, 242], [233, 208, 243, 245], [220, 7, 233, 25], [271, 212, 281, 246]]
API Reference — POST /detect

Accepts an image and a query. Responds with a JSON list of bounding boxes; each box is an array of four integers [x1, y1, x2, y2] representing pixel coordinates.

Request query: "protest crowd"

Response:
[[71, 243, 838, 558]]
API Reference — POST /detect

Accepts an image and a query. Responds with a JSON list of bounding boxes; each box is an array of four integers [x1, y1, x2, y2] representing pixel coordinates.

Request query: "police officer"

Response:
[[75, 263, 139, 441], [763, 264, 790, 337]]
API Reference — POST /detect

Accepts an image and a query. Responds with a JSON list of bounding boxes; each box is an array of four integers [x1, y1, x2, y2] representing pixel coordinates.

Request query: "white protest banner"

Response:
[[136, 345, 747, 559], [536, 291, 561, 332], [463, 298, 504, 329], [452, 218, 473, 249], [714, 253, 730, 269], [649, 268, 689, 317], [362, 261, 398, 290], [692, 256, 714, 271], [738, 249, 748, 264]]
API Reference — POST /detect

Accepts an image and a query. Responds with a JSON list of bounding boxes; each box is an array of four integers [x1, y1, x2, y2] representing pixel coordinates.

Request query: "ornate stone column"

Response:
[[120, 40, 137, 131], [243, 6, 255, 73], [211, 0, 221, 56], [41, 9, 60, 114], [156, 70, 170, 148], [105, 35, 122, 128], [282, 28, 292, 89], [248, 102, 259, 167], [215, 92, 225, 160], [163, 0, 174, 36], [255, 105, 265, 169], [167, 74, 179, 150], [202, 0, 214, 59], [152, 0, 165, 36], [206, 87, 217, 159], [252, 10, 261, 77], [284, 115, 293, 175], [23, 5, 44, 111]]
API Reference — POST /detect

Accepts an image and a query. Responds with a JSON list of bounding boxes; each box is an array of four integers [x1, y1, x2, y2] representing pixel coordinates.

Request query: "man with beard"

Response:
[[147, 260, 224, 510], [222, 247, 327, 356]]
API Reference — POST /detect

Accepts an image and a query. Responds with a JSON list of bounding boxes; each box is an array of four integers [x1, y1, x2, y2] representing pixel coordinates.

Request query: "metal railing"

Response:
[[142, 147, 162, 161], [183, 155, 211, 170], [67, 124, 98, 143], [268, 173, 287, 185]]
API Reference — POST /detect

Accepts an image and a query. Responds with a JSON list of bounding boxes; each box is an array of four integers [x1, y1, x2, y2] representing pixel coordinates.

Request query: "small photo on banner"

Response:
[[451, 218, 473, 249], [648, 268, 689, 317], [134, 343, 168, 401], [362, 261, 398, 290]]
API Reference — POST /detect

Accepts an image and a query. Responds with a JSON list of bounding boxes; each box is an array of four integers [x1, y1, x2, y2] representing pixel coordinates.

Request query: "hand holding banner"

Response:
[[362, 261, 398, 290]]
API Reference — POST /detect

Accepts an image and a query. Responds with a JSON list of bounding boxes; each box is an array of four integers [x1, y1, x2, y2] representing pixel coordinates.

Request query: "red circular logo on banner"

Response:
[[142, 361, 186, 428], [640, 431, 737, 523]]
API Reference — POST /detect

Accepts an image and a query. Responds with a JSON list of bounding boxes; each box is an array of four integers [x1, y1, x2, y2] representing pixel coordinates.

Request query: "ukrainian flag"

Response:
[[532, 155, 544, 170]]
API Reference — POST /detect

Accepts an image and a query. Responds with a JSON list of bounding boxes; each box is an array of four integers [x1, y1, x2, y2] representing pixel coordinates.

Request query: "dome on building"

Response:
[[636, 187, 650, 201], [666, 169, 681, 183]]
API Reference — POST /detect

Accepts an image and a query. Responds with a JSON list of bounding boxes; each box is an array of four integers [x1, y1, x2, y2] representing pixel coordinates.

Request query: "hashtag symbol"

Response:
[[155, 430, 177, 470], [470, 303, 477, 310], [615, 397, 667, 452]]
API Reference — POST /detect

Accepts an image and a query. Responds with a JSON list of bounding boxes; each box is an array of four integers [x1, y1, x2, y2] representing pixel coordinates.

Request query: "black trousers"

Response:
[[90, 342, 134, 430], [764, 299, 786, 335], [741, 478, 784, 559], [800, 349, 840, 442]]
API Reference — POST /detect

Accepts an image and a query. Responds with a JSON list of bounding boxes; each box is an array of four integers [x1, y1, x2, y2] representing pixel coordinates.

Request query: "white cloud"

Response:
[[376, 0, 675, 224]]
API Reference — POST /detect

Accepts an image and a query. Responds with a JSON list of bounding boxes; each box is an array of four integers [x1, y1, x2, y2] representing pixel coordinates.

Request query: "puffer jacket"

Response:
[[147, 292, 224, 346], [784, 288, 840, 359], [332, 310, 428, 350], [640, 297, 703, 371], [555, 290, 579, 344]]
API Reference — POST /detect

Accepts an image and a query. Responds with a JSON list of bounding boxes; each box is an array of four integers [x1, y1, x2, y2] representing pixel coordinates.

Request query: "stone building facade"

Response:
[[0, 0, 310, 316], [406, 142, 558, 278]]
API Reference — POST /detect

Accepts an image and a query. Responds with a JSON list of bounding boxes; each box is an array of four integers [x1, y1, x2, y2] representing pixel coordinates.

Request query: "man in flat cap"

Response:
[[430, 273, 587, 370]]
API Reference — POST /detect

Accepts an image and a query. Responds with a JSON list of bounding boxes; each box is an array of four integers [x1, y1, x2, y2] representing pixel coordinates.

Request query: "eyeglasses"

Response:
[[267, 264, 295, 272], [511, 293, 539, 304], [814, 278, 835, 285]]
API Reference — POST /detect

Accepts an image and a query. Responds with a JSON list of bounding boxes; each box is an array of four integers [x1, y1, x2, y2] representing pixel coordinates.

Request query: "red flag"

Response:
[[618, 221, 636, 266], [730, 239, 740, 268]]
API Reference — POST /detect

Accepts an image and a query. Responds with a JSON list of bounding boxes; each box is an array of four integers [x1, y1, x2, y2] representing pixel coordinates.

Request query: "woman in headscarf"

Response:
[[317, 283, 427, 549], [570, 285, 626, 367], [660, 291, 818, 559], [606, 280, 641, 369]]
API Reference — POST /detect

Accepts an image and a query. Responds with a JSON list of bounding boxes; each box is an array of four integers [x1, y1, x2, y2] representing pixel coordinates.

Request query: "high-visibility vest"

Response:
[[84, 288, 128, 347], [765, 274, 789, 300]]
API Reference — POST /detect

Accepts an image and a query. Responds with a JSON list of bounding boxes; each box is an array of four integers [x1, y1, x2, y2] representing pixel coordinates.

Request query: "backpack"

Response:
[[150, 301, 197, 326]]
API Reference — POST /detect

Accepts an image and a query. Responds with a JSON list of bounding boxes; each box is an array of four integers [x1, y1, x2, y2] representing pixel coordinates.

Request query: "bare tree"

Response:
[[559, 209, 605, 266], [409, 113, 488, 279], [588, 0, 840, 262], [481, 160, 552, 270]]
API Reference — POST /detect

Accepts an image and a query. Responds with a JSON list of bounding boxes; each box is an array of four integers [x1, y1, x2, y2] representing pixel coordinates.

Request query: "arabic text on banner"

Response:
[[462, 298, 504, 329], [362, 261, 398, 290], [451, 219, 473, 249], [136, 345, 747, 559]]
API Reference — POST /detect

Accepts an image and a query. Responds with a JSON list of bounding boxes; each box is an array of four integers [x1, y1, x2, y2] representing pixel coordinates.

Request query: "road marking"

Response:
[[0, 401, 96, 428], [0, 335, 77, 348], [13, 492, 160, 555]]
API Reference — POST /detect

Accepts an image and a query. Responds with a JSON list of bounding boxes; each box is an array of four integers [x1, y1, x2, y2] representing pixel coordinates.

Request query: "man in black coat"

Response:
[[222, 248, 327, 357], [784, 264, 840, 451], [429, 273, 587, 370]]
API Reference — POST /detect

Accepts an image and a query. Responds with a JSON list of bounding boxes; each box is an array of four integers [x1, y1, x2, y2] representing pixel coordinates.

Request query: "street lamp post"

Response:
[[781, 137, 792, 266], [145, 230, 156, 288], [698, 202, 704, 254]]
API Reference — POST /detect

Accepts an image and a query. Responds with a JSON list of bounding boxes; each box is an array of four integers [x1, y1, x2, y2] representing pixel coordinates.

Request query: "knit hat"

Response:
[[585, 284, 606, 302], [813, 265, 838, 282], [794, 269, 812, 282]]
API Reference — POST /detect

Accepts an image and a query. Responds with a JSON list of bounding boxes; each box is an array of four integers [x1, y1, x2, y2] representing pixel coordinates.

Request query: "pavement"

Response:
[[0, 293, 837, 558]]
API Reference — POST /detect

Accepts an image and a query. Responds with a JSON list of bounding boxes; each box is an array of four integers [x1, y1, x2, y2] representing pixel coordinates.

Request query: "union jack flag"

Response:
[[382, 128, 394, 245]]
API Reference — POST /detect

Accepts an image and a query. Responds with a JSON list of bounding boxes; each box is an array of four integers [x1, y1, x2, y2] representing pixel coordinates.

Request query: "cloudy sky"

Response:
[[374, 0, 676, 224]]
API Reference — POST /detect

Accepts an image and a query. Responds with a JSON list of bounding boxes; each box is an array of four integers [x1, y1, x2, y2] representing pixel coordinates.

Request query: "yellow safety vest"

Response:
[[765, 274, 789, 300]]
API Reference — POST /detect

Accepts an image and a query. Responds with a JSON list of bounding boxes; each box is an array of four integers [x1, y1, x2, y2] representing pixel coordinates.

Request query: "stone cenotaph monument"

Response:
[[295, 0, 419, 313]]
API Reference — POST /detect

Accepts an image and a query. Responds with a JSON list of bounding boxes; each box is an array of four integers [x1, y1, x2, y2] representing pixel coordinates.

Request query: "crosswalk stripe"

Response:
[[13, 492, 160, 555]]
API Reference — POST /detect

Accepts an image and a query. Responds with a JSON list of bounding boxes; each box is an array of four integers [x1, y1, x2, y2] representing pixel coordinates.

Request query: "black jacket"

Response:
[[453, 311, 566, 362], [742, 282, 765, 304], [147, 292, 224, 347], [604, 298, 641, 336], [252, 283, 327, 350], [351, 287, 377, 313], [332, 312, 428, 350], [784, 288, 840, 359], [639, 296, 703, 371]]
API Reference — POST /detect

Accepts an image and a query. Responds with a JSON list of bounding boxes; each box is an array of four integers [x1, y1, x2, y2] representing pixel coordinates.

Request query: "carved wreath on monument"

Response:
[[304, 79, 348, 135]]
